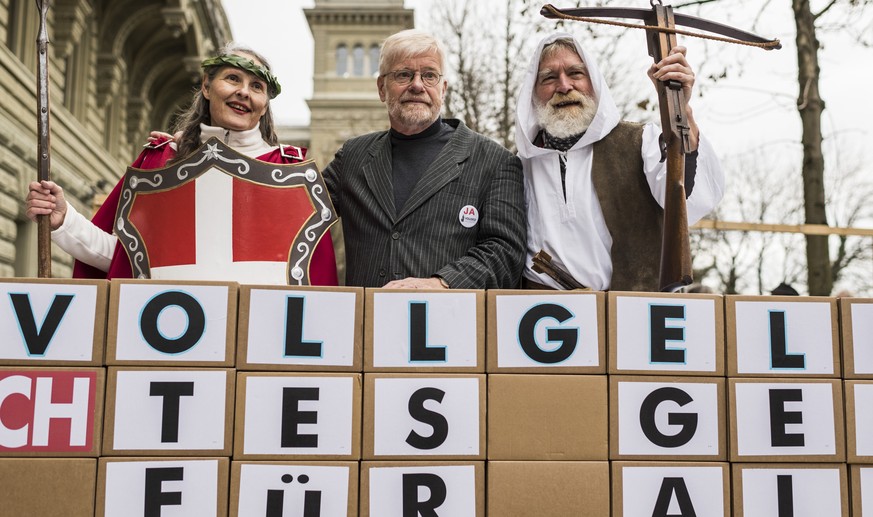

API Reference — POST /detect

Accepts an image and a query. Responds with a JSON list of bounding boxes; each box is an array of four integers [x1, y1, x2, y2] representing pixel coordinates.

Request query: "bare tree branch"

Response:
[[813, 0, 841, 20]]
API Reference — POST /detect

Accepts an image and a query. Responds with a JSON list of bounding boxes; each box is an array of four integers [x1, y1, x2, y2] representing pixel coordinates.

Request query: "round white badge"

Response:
[[459, 205, 479, 228]]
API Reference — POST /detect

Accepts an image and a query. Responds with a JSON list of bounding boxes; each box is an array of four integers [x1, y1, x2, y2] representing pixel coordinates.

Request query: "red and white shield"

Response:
[[114, 138, 335, 285]]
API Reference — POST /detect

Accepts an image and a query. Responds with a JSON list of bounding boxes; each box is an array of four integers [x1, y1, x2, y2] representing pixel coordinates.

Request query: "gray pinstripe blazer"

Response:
[[323, 119, 526, 289]]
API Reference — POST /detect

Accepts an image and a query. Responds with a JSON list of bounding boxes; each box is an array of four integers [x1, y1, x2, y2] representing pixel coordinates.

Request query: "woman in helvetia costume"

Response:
[[25, 44, 338, 285]]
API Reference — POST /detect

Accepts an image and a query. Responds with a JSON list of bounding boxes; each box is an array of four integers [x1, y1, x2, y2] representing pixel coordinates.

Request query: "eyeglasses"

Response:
[[382, 69, 443, 87]]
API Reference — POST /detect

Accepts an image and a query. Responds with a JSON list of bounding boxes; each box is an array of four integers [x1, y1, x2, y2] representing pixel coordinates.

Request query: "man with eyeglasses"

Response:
[[323, 29, 525, 289], [515, 33, 724, 291]]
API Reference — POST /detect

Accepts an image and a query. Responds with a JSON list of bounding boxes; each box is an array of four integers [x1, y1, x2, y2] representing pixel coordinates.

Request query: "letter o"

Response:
[[140, 291, 206, 354]]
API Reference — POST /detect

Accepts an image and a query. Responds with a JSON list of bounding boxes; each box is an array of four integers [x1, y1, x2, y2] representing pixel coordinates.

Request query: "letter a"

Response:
[[652, 477, 697, 517]]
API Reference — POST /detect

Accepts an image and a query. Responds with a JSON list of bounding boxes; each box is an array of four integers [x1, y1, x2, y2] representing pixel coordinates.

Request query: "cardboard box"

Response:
[[0, 278, 108, 366], [234, 372, 362, 460], [729, 378, 845, 462], [230, 461, 359, 517], [487, 374, 607, 460], [840, 297, 873, 378], [0, 458, 96, 516], [361, 461, 484, 517], [365, 289, 485, 372], [486, 289, 605, 373], [103, 366, 234, 456], [732, 463, 847, 516], [487, 461, 609, 516], [0, 367, 105, 456], [851, 464, 873, 516], [726, 295, 840, 377], [612, 461, 730, 517], [608, 291, 724, 376], [106, 279, 238, 366], [363, 373, 486, 460], [236, 285, 363, 371], [610, 375, 726, 461], [97, 457, 229, 516]]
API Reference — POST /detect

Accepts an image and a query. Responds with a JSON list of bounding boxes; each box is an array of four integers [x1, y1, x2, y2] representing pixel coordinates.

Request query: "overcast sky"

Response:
[[220, 0, 873, 162]]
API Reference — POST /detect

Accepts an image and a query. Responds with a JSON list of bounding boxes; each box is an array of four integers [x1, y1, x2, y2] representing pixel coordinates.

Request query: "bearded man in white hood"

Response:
[[516, 33, 724, 291]]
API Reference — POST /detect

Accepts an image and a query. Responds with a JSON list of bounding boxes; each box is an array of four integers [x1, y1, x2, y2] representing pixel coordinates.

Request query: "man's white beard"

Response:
[[535, 92, 598, 139]]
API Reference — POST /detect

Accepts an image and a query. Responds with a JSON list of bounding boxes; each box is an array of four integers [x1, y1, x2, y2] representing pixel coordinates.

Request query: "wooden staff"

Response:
[[36, 0, 52, 278]]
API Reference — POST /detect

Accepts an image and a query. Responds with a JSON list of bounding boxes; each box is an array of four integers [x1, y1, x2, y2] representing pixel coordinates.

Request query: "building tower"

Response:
[[304, 0, 413, 169]]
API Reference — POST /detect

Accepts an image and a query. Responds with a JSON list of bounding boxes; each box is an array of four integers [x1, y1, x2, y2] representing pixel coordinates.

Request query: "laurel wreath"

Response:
[[201, 54, 282, 98]]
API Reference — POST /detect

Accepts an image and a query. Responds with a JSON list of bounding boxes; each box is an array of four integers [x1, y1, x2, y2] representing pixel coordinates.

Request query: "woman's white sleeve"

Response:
[[50, 202, 117, 272]]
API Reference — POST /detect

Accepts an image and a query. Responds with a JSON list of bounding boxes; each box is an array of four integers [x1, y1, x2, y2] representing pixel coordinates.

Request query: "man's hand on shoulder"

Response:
[[147, 130, 181, 145]]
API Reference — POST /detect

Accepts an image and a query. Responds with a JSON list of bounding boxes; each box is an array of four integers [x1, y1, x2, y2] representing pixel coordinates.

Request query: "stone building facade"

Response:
[[2, 0, 229, 277]]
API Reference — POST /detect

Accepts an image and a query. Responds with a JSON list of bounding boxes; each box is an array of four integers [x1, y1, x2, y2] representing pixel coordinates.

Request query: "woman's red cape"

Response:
[[72, 140, 339, 286]]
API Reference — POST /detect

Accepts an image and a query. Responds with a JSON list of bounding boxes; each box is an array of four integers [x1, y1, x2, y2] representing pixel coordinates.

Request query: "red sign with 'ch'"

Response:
[[0, 370, 97, 452]]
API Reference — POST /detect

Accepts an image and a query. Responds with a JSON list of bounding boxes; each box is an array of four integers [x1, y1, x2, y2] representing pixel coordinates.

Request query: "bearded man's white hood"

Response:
[[515, 32, 621, 159]]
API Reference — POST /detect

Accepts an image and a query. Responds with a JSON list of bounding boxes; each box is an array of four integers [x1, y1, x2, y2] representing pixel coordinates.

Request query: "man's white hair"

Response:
[[379, 29, 447, 76]]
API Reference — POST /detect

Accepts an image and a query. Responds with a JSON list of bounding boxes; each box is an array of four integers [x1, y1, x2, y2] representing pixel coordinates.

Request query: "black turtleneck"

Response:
[[390, 118, 455, 213]]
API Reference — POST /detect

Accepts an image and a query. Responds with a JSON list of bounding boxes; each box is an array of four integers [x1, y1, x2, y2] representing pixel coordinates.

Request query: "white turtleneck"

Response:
[[196, 123, 274, 157], [52, 124, 276, 272]]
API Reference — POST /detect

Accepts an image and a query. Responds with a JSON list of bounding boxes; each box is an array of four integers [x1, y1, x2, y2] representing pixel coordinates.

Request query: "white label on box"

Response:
[[851, 303, 873, 374], [615, 296, 717, 372], [740, 468, 842, 516], [245, 289, 357, 366], [734, 382, 836, 456], [854, 384, 873, 456], [860, 468, 873, 517], [495, 294, 600, 368], [372, 292, 478, 367], [237, 464, 350, 516], [114, 283, 231, 362], [368, 465, 476, 516], [0, 282, 98, 361], [621, 465, 725, 516], [617, 381, 721, 456], [112, 369, 227, 450], [242, 375, 354, 455], [103, 459, 219, 515], [373, 377, 480, 456], [733, 300, 834, 374]]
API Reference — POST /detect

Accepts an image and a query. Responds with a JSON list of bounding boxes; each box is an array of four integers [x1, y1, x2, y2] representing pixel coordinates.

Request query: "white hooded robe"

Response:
[[515, 32, 724, 290]]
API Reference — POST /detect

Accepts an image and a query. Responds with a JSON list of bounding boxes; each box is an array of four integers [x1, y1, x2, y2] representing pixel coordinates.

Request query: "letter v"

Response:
[[9, 293, 74, 356]]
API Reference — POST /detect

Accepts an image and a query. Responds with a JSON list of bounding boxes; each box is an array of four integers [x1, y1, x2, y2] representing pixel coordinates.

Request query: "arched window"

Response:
[[335, 44, 348, 76], [369, 44, 380, 76], [352, 44, 364, 76]]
